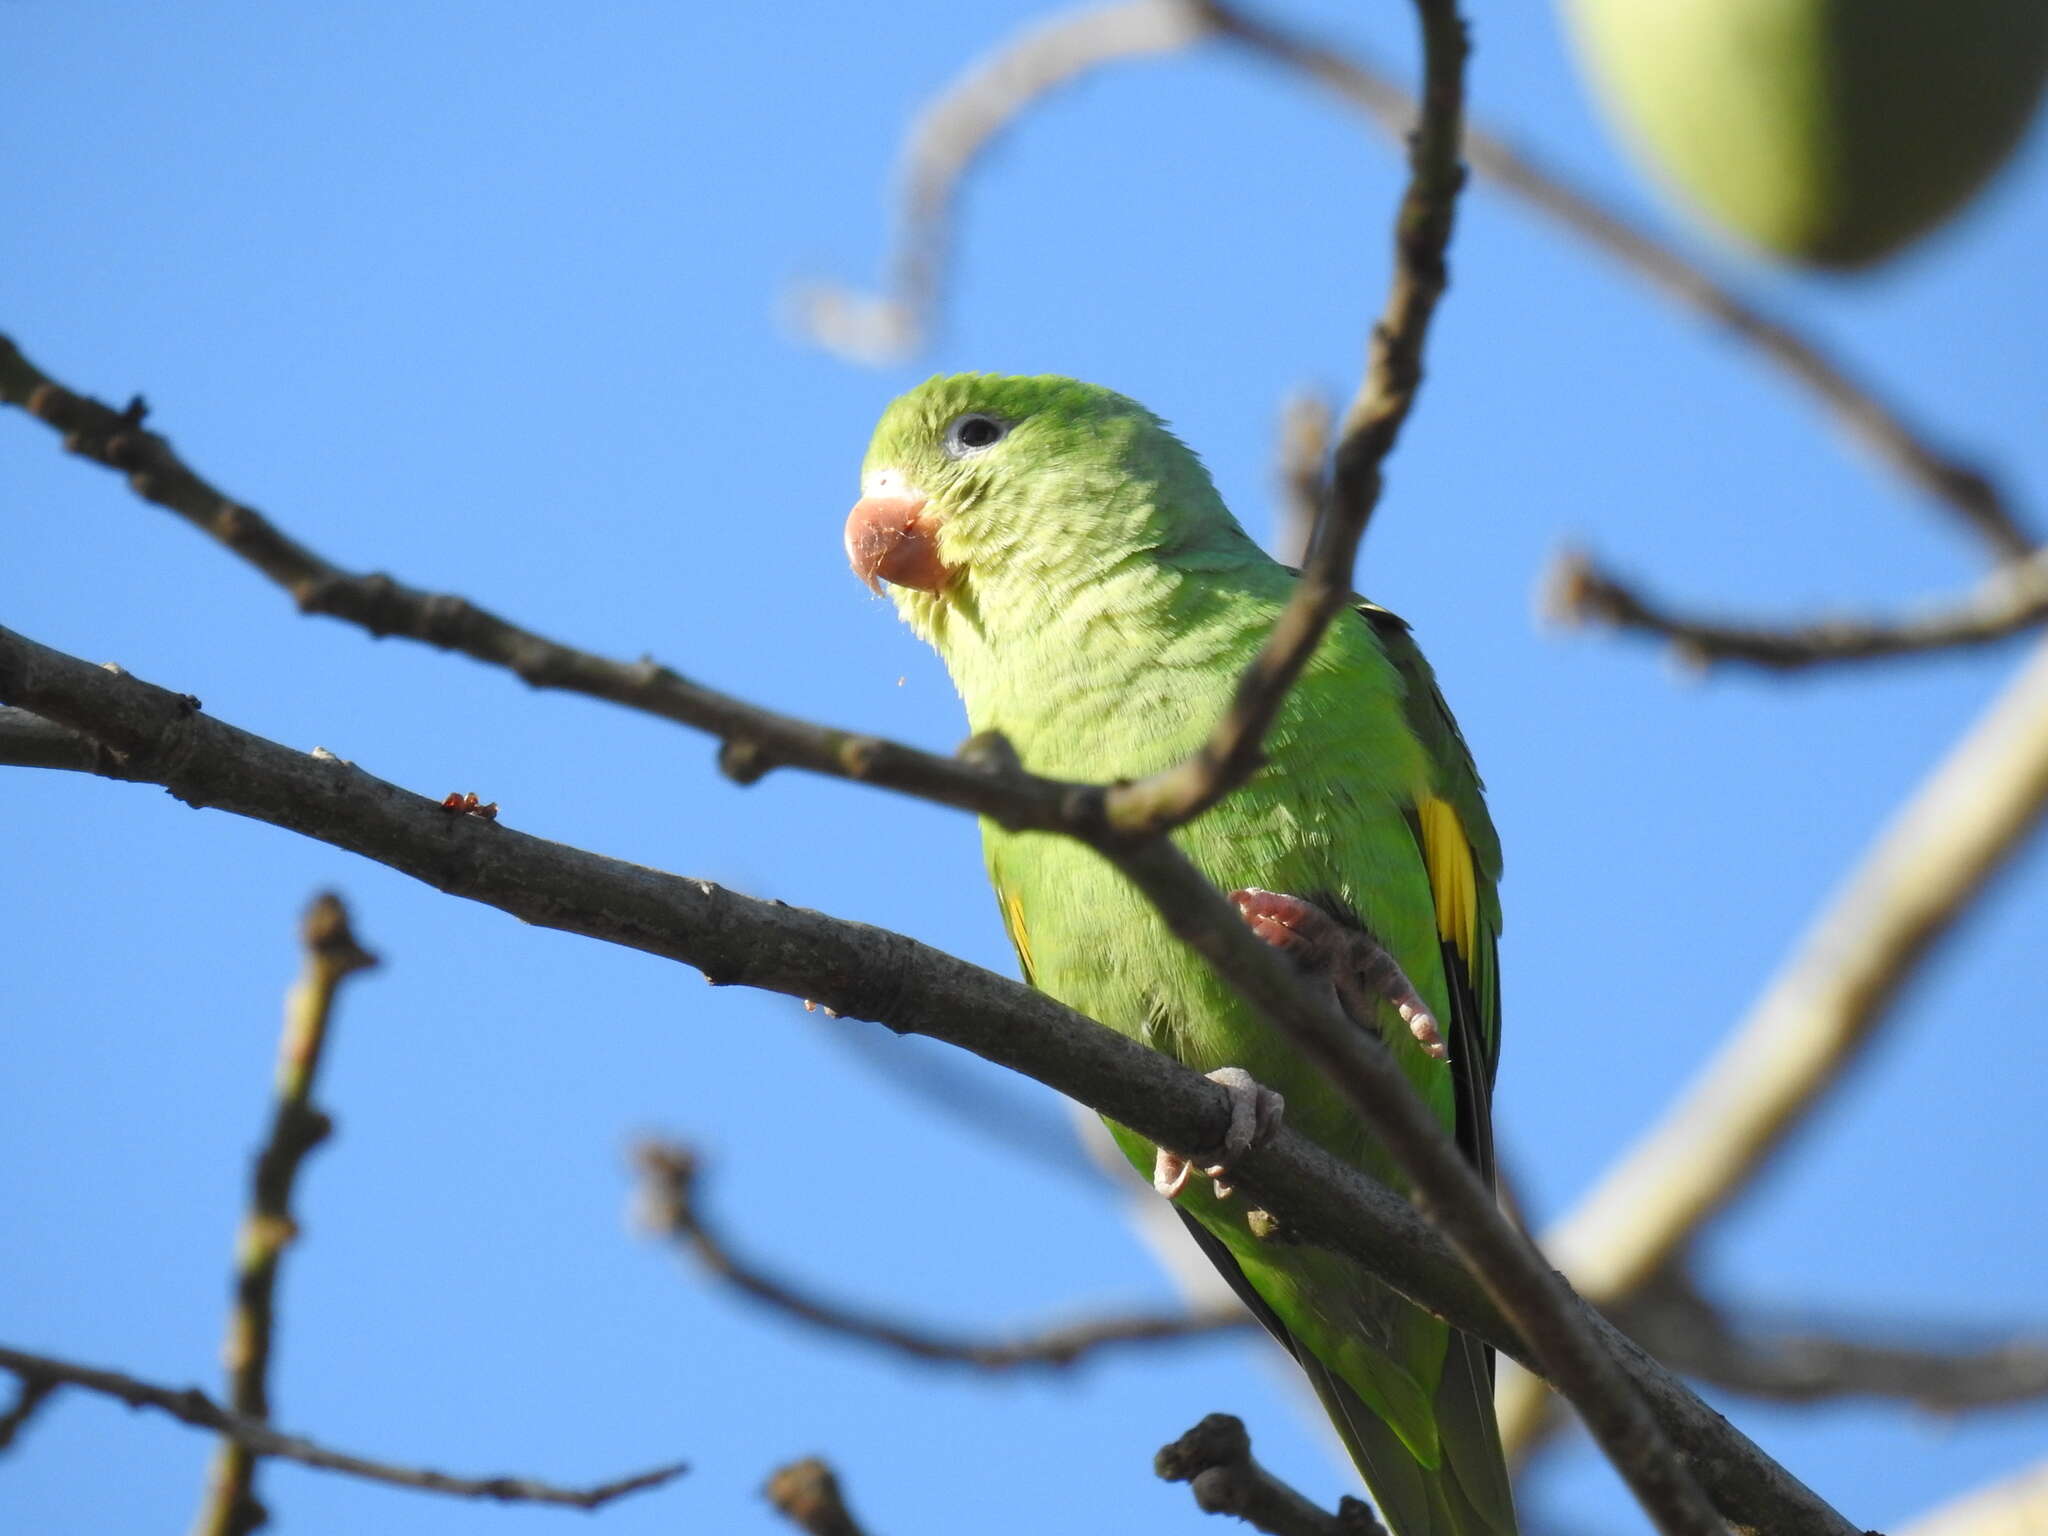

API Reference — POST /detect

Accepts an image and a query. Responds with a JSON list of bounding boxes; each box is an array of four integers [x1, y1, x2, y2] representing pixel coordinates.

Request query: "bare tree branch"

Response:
[[0, 1345, 683, 1511], [194, 894, 379, 1536], [1499, 632, 2048, 1453], [1615, 1278, 2048, 1412], [1157, 1413, 1388, 1536], [1545, 547, 2048, 671], [0, 335, 1113, 834], [0, 624, 1859, 1536], [632, 1141, 1249, 1368], [764, 1458, 874, 1536], [1101, 0, 1470, 837], [1903, 1459, 2048, 1536], [0, 1376, 58, 1454]]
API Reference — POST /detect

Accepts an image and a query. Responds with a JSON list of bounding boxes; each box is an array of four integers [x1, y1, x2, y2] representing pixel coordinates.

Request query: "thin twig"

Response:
[[0, 624, 1859, 1536], [1156, 1414, 1387, 1536], [764, 1458, 874, 1536], [0, 1345, 683, 1511], [195, 894, 380, 1536], [1101, 0, 1470, 839], [791, 0, 1208, 364], [1498, 632, 2048, 1455], [1546, 547, 2048, 670], [1615, 1277, 2048, 1411], [0, 1375, 58, 1453], [0, 335, 1112, 837], [1271, 390, 1333, 567], [633, 1141, 1248, 1368]]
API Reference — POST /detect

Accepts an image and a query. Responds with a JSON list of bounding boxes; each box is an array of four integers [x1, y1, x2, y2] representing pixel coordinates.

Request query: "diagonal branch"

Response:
[[1546, 547, 2048, 671], [0, 336, 1105, 835], [1614, 1277, 2048, 1411], [1499, 631, 2048, 1453], [0, 627, 1856, 1536], [0, 1376, 58, 1454], [1102, 0, 1469, 837], [633, 1141, 1249, 1369], [0, 1345, 682, 1511], [196, 893, 379, 1536]]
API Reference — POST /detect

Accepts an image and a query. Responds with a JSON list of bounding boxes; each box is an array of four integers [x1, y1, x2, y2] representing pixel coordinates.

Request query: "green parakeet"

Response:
[[845, 375, 1513, 1536]]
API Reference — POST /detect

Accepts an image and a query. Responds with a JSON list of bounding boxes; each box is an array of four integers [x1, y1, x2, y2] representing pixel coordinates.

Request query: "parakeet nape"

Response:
[[845, 375, 1512, 1536]]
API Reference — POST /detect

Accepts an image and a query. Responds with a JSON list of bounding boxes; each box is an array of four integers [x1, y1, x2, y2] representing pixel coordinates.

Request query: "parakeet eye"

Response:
[[943, 413, 1009, 457]]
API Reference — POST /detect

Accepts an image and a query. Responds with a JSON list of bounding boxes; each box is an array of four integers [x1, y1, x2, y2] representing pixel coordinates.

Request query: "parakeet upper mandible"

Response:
[[845, 374, 1513, 1536]]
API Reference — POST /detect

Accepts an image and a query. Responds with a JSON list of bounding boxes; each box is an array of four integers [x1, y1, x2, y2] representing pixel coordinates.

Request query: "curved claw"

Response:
[[1153, 1067, 1286, 1202]]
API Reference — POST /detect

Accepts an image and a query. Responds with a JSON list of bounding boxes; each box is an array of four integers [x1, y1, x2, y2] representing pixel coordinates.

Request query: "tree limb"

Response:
[[633, 1141, 1249, 1368], [1546, 547, 2048, 671], [194, 893, 379, 1536], [1156, 1413, 1387, 1536], [1499, 632, 2048, 1453], [764, 1458, 875, 1536], [0, 624, 1857, 1536], [1102, 0, 1469, 836], [0, 1345, 683, 1511], [1615, 1277, 2048, 1412], [0, 1376, 58, 1454]]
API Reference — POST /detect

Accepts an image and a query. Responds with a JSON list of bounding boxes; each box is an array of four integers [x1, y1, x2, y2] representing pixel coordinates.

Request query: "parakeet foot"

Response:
[[1228, 887, 1448, 1061], [1153, 1066, 1286, 1201]]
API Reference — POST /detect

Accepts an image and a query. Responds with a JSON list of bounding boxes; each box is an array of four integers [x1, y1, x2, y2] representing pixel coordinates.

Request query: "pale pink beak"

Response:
[[845, 491, 951, 593]]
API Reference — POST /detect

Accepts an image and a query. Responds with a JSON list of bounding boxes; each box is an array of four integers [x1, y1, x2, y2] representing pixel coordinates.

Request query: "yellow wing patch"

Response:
[[1417, 795, 1478, 962], [998, 883, 1037, 986]]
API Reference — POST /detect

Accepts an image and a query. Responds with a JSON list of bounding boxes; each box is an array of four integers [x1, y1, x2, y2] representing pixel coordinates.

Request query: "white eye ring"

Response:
[[943, 413, 1010, 458]]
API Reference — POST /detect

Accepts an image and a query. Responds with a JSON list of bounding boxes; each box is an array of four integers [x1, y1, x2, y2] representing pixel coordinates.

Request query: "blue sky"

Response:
[[5, 4, 2046, 1533]]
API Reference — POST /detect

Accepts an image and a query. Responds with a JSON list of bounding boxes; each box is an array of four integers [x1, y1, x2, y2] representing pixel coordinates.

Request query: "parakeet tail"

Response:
[[1178, 1211, 1517, 1536]]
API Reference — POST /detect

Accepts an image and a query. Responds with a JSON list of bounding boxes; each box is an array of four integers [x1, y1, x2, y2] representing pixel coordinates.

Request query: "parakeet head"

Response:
[[846, 373, 1249, 645]]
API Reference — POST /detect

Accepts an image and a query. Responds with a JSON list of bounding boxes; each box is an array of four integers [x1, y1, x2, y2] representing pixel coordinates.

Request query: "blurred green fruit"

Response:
[[1561, 0, 2048, 268]]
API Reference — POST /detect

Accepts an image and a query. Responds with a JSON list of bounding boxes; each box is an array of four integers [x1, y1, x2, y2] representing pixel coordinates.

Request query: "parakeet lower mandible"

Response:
[[846, 375, 1513, 1536]]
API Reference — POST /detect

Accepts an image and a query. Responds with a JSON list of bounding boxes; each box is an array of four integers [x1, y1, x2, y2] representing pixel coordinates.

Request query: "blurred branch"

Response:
[[1156, 1413, 1387, 1536], [764, 1458, 874, 1536], [1271, 390, 1333, 567], [633, 1141, 1249, 1368], [0, 1376, 58, 1454], [0, 1345, 683, 1510], [782, 0, 2030, 559], [1903, 1460, 2048, 1536], [1500, 632, 2048, 1454], [195, 894, 379, 1536], [0, 623, 1858, 1536], [1616, 1277, 2048, 1411], [790, 0, 1208, 364], [1546, 547, 2048, 671]]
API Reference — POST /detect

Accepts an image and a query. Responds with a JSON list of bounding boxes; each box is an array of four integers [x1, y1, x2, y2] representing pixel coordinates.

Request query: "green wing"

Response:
[[1355, 599, 1503, 1183]]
